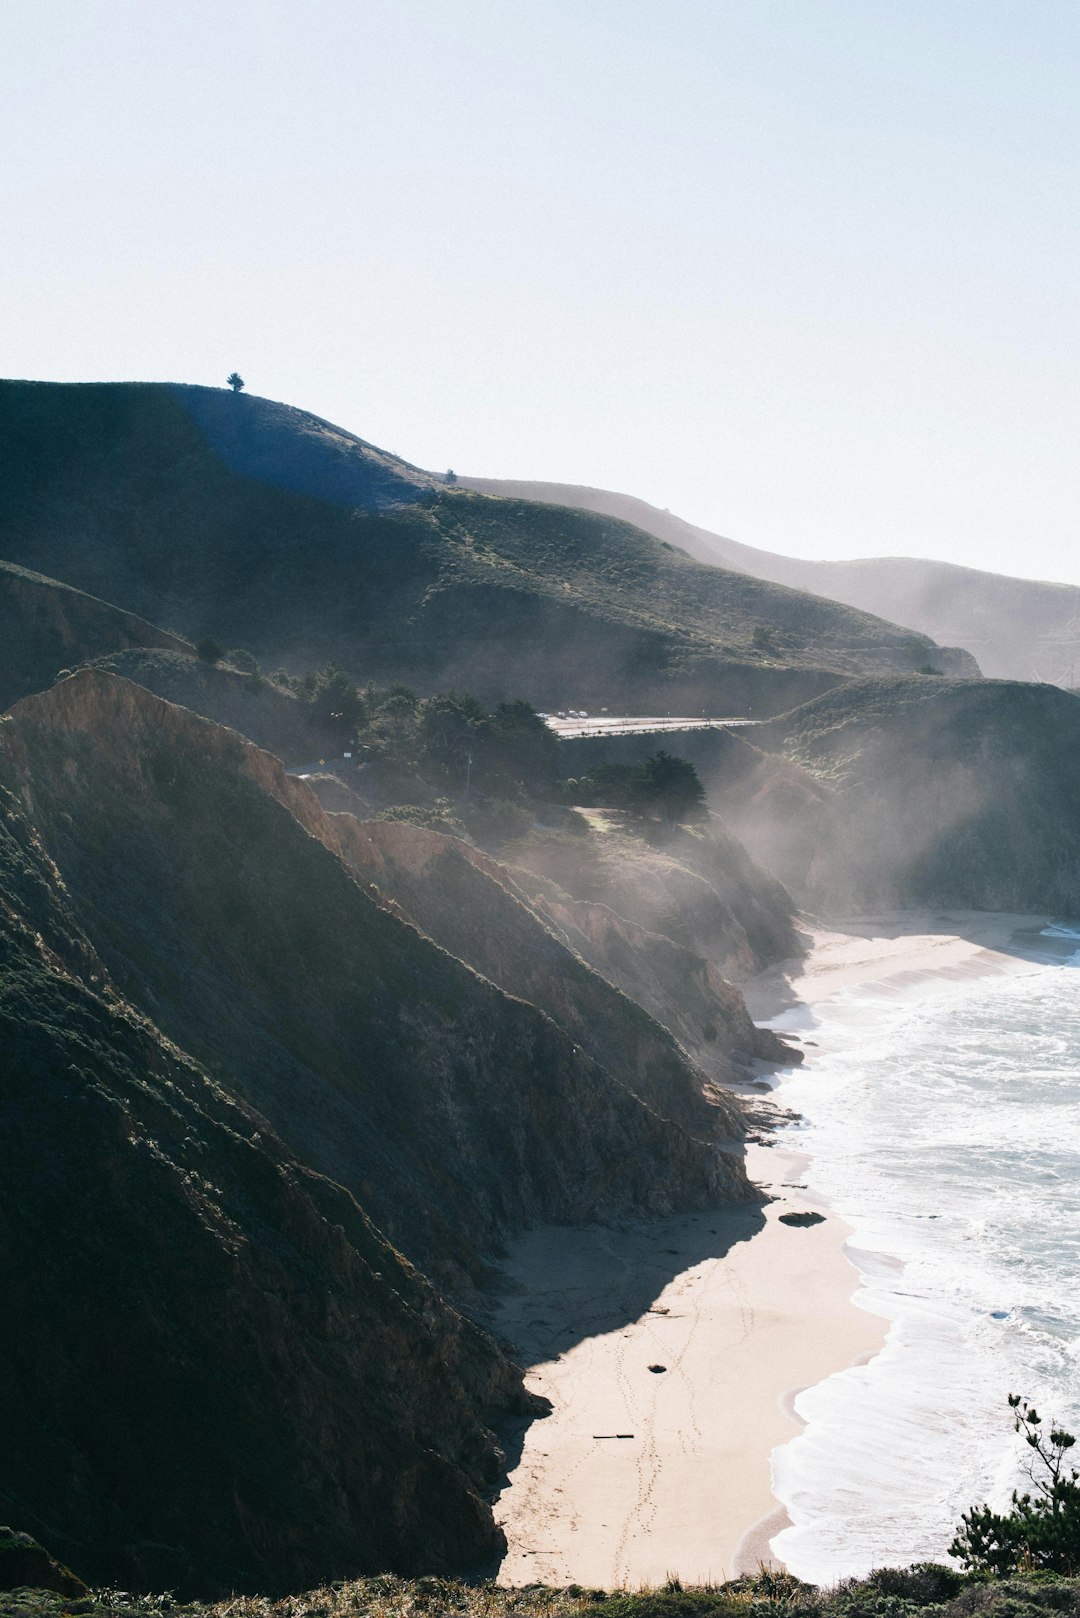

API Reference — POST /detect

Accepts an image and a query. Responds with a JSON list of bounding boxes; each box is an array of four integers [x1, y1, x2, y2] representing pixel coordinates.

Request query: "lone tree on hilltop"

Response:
[[951, 1395, 1080, 1575], [226, 372, 245, 393]]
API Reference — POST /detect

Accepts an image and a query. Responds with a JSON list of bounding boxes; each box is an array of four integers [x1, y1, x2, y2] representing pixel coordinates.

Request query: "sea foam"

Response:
[[765, 928, 1080, 1582]]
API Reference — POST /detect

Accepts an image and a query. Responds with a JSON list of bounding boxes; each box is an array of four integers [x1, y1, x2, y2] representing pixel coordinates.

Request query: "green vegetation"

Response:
[[577, 752, 707, 824], [282, 672, 562, 839], [226, 647, 262, 680], [376, 798, 466, 835], [285, 669, 717, 848], [951, 1399, 1080, 1576], [300, 661, 366, 734], [12, 1565, 1080, 1618]]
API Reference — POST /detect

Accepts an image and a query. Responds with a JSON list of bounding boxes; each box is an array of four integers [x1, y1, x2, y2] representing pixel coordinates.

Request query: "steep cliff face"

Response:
[[503, 818, 798, 981], [0, 673, 749, 1300], [311, 817, 752, 1134], [510, 873, 792, 1082], [714, 677, 1080, 912], [0, 779, 530, 1596], [0, 559, 188, 709]]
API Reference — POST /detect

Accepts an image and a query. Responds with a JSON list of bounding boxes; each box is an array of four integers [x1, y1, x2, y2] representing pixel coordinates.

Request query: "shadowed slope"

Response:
[[0, 778, 531, 1596], [0, 672, 749, 1298], [0, 559, 188, 709], [317, 817, 778, 1130], [173, 384, 442, 508]]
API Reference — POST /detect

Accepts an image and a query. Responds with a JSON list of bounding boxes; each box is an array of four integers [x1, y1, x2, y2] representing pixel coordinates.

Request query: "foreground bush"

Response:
[[7, 1569, 1080, 1618]]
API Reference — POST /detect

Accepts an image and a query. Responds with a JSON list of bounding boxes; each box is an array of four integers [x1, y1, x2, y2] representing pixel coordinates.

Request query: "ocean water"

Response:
[[765, 926, 1080, 1584]]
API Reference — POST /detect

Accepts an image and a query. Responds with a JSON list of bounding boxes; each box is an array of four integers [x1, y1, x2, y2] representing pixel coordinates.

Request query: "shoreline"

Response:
[[493, 910, 1050, 1588], [742, 909, 1050, 1023]]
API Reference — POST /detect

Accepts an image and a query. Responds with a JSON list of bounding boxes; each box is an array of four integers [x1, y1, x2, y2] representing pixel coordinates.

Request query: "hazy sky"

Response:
[[5, 1, 1079, 584]]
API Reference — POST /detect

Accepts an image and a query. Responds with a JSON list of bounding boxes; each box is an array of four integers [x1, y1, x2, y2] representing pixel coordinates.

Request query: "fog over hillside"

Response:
[[462, 477, 1080, 688]]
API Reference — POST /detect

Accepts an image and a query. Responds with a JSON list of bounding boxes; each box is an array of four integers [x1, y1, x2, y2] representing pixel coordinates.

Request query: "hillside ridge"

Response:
[[0, 380, 976, 715], [461, 475, 1078, 685]]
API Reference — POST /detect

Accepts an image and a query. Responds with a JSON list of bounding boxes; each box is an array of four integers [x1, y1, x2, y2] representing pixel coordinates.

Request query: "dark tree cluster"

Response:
[[576, 750, 707, 824], [287, 667, 558, 807]]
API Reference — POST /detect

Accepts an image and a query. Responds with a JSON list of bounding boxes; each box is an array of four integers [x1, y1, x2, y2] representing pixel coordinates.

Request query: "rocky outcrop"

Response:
[[513, 874, 793, 1081], [80, 647, 319, 762], [0, 779, 530, 1595], [0, 1531, 86, 1598]]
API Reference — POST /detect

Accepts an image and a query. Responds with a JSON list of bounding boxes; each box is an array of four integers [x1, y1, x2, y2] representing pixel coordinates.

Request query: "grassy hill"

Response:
[[0, 381, 975, 715], [463, 476, 1079, 686]]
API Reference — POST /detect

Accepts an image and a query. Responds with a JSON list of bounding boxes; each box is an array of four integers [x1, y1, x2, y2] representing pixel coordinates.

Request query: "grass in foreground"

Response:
[[8, 1568, 1080, 1618]]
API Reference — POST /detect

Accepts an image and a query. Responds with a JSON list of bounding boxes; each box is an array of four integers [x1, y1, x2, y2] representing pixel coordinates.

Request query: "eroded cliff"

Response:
[[0, 672, 750, 1298], [0, 778, 530, 1595]]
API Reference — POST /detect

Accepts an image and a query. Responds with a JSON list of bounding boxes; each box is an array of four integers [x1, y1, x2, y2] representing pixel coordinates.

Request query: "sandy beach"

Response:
[[494, 910, 1050, 1588], [742, 910, 1048, 1021]]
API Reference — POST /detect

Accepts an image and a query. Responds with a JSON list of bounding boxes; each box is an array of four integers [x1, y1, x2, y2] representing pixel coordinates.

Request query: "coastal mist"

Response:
[[767, 927, 1080, 1583]]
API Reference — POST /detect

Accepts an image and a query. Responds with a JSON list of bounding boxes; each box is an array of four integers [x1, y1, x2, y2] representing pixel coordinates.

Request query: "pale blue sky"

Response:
[[4, 1, 1079, 583]]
